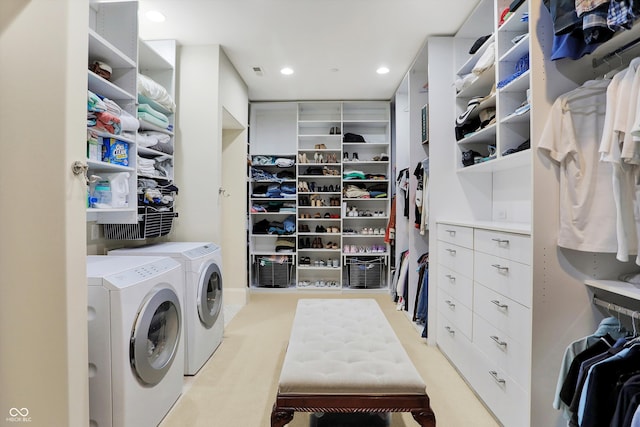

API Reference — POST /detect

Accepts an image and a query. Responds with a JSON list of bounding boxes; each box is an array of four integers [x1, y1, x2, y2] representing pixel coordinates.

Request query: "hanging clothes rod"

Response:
[[593, 295, 640, 320], [592, 35, 640, 68]]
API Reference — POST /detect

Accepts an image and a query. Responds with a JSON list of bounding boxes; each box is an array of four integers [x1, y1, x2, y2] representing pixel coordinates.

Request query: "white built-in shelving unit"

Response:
[[426, 1, 640, 426], [248, 101, 391, 290]]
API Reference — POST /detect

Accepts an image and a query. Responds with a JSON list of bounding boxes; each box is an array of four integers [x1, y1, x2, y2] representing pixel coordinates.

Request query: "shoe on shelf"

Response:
[[352, 152, 359, 161], [343, 152, 349, 161]]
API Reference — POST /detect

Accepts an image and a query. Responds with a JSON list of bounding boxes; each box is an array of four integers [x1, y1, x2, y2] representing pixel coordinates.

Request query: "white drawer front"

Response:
[[474, 283, 531, 347], [473, 314, 531, 390], [437, 264, 473, 309], [437, 242, 473, 277], [474, 228, 531, 265], [474, 251, 532, 308], [470, 350, 530, 427], [437, 223, 473, 249], [438, 289, 472, 339], [436, 313, 474, 380]]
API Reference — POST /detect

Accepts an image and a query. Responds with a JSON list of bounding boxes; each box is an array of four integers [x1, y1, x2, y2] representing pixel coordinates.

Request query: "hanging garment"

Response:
[[413, 162, 424, 228], [598, 61, 640, 264], [610, 373, 640, 427], [553, 317, 628, 419], [538, 79, 619, 253], [420, 158, 429, 235], [578, 346, 640, 427], [385, 195, 397, 245], [395, 251, 410, 311]]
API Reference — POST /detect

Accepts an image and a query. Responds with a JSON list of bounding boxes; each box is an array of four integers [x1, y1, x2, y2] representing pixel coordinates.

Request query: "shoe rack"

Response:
[[297, 102, 344, 289], [297, 101, 391, 290]]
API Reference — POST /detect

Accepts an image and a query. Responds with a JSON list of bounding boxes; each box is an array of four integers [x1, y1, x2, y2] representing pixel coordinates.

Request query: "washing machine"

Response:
[[109, 242, 224, 375], [87, 255, 184, 427]]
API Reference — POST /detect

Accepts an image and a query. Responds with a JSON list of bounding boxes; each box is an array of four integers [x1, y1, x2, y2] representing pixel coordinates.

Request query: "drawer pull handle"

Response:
[[491, 299, 509, 309], [446, 249, 457, 255], [445, 229, 456, 236], [444, 300, 456, 309], [445, 326, 455, 335], [445, 274, 456, 282], [489, 370, 506, 385], [491, 238, 510, 245], [491, 264, 509, 272], [490, 335, 508, 348]]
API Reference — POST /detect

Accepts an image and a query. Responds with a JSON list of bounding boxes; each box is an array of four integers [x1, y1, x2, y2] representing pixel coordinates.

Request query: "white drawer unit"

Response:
[[437, 241, 473, 277], [474, 283, 531, 346], [438, 288, 473, 339], [436, 313, 474, 381], [437, 264, 473, 309], [470, 349, 529, 427], [474, 251, 532, 308], [473, 313, 531, 390], [437, 223, 474, 249], [474, 228, 531, 265], [436, 221, 532, 426]]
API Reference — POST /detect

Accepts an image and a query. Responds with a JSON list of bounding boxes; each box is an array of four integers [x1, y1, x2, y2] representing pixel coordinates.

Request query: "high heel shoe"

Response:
[[344, 152, 349, 161], [301, 153, 308, 163], [352, 152, 359, 161]]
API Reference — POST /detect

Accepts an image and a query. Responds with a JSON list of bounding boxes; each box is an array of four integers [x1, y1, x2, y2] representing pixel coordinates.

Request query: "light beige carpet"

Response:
[[159, 293, 499, 427]]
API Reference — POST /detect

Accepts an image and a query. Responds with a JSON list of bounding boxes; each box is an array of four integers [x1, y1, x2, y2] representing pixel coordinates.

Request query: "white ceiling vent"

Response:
[[252, 66, 264, 76]]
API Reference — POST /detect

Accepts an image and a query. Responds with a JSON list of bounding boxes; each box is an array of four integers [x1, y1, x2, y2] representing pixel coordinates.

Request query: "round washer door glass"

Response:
[[198, 262, 223, 329], [130, 287, 181, 386]]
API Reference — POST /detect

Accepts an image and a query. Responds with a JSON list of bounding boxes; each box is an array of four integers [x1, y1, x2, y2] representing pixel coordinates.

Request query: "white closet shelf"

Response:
[[138, 146, 173, 158], [499, 34, 530, 63], [456, 33, 496, 76], [139, 120, 174, 135], [457, 123, 497, 145], [88, 71, 136, 101], [586, 279, 640, 301], [87, 159, 135, 173], [498, 70, 530, 93], [88, 29, 136, 68], [457, 66, 496, 99], [499, 0, 530, 33], [457, 149, 530, 174]]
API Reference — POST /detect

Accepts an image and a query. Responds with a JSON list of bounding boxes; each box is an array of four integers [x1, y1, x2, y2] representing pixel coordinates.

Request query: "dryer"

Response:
[[110, 242, 224, 375], [87, 255, 184, 427]]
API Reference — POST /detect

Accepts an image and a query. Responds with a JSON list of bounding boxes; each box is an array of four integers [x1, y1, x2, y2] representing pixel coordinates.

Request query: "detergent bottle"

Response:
[[91, 179, 112, 208], [106, 172, 130, 208]]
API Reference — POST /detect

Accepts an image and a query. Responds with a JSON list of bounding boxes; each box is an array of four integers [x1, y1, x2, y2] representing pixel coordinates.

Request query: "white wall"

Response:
[[173, 45, 222, 242], [173, 45, 249, 305], [219, 49, 249, 305], [0, 1, 89, 425]]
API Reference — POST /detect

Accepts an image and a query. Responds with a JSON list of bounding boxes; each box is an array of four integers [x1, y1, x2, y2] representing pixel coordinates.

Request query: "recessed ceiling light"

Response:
[[145, 10, 166, 23], [280, 67, 294, 75], [377, 67, 390, 75]]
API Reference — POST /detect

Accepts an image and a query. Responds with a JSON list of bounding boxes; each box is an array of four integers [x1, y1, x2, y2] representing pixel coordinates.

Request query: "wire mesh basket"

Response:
[[103, 206, 176, 240], [254, 255, 294, 288], [345, 256, 386, 289]]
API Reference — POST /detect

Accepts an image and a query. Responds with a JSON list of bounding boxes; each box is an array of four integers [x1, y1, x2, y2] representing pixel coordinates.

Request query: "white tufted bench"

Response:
[[271, 299, 436, 427]]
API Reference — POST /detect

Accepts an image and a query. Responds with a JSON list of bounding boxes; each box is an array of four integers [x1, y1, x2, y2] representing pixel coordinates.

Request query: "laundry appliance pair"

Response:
[[87, 242, 224, 427]]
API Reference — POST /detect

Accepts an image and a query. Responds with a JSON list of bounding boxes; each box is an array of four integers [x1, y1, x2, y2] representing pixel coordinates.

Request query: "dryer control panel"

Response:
[[184, 244, 219, 260], [107, 257, 181, 287]]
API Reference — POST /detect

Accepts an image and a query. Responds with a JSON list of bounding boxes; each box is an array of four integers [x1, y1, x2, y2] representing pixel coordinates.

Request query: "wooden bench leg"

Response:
[[411, 408, 436, 427], [270, 405, 294, 427]]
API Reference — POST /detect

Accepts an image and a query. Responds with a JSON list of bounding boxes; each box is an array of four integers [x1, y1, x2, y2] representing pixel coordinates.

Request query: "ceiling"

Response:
[[137, 0, 481, 101]]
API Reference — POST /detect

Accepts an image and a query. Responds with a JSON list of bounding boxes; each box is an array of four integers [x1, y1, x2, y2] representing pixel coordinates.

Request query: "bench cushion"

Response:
[[278, 299, 427, 396]]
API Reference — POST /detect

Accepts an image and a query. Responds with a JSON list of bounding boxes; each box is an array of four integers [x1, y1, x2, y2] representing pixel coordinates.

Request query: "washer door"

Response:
[[197, 262, 223, 329], [130, 286, 181, 386]]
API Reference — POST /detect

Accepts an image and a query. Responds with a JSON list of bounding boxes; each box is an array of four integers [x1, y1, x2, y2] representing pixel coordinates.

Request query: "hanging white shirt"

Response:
[[600, 63, 640, 263], [538, 79, 618, 252]]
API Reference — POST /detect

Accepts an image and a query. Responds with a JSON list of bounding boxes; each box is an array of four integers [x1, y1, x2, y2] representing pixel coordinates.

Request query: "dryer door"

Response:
[[198, 262, 223, 329], [130, 286, 182, 386]]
